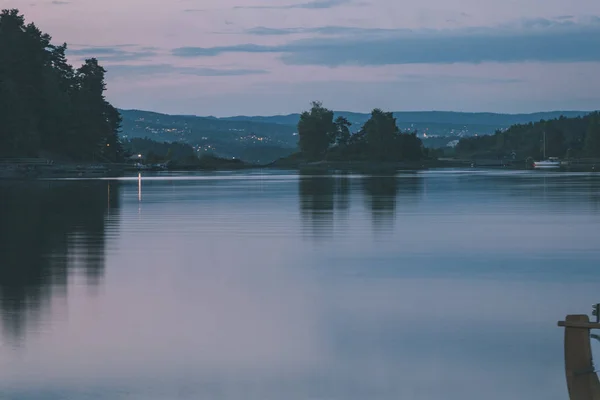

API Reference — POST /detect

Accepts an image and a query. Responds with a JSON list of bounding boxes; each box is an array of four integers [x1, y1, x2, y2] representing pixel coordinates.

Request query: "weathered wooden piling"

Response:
[[557, 315, 600, 400]]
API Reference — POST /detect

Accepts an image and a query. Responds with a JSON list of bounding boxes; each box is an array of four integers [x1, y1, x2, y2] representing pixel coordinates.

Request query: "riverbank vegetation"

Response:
[[122, 138, 250, 170], [456, 112, 600, 160], [0, 9, 123, 161], [123, 138, 196, 163]]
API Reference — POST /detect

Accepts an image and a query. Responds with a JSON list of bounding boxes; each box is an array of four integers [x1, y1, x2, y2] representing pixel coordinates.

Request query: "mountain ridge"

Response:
[[120, 108, 593, 129], [218, 110, 593, 127]]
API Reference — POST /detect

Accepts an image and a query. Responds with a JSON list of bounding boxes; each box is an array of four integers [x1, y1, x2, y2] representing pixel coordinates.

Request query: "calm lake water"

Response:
[[1, 169, 600, 400]]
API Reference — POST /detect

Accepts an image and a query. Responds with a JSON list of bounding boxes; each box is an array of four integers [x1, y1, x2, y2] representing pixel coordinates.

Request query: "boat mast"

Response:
[[543, 131, 546, 159]]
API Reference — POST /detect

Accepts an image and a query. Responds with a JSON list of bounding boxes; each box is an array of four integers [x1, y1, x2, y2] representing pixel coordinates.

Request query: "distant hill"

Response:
[[222, 111, 591, 129], [118, 109, 299, 163], [117, 109, 594, 163], [219, 110, 593, 145], [455, 111, 600, 161]]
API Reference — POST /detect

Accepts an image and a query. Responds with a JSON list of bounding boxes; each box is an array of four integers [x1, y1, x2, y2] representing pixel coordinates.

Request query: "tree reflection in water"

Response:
[[0, 180, 120, 341], [299, 170, 423, 238]]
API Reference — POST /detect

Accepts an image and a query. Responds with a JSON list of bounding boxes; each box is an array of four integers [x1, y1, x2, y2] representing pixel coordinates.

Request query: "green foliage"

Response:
[[363, 109, 399, 160], [0, 9, 123, 161], [123, 138, 196, 162], [297, 102, 426, 162], [333, 116, 352, 146], [397, 132, 427, 161], [455, 114, 595, 160], [297, 101, 336, 161], [585, 112, 600, 157]]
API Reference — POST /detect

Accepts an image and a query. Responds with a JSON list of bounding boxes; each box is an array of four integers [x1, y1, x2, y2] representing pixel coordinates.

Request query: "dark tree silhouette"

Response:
[[297, 102, 426, 162], [297, 101, 336, 161], [455, 113, 600, 160], [363, 109, 399, 161], [585, 112, 600, 157], [333, 116, 352, 146], [0, 9, 123, 161], [360, 108, 426, 162]]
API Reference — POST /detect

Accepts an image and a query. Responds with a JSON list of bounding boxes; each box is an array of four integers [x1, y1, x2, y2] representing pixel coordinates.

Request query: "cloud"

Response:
[[233, 0, 353, 10], [555, 15, 575, 20], [67, 46, 158, 62], [397, 74, 523, 85], [172, 18, 600, 66], [244, 27, 305, 35], [105, 64, 268, 77], [172, 44, 273, 57], [243, 26, 396, 36], [50, 1, 70, 4]]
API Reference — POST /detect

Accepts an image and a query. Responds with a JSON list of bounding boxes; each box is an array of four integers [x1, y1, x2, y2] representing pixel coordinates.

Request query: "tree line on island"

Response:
[[295, 101, 427, 163]]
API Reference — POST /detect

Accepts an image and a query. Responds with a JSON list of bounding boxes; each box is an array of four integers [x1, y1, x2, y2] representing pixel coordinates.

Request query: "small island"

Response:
[[270, 101, 432, 172]]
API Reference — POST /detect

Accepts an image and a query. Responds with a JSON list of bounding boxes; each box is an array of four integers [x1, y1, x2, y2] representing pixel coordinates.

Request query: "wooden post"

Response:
[[557, 315, 600, 400]]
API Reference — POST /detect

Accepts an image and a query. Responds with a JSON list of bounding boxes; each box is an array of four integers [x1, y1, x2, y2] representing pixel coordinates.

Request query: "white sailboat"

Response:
[[533, 131, 561, 169]]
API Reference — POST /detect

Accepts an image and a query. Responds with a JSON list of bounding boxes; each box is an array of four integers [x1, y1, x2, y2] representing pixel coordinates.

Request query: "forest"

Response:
[[0, 9, 122, 161], [455, 112, 600, 160]]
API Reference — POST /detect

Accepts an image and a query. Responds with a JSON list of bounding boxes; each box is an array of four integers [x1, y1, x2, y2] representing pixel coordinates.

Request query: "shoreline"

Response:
[[1, 158, 599, 180]]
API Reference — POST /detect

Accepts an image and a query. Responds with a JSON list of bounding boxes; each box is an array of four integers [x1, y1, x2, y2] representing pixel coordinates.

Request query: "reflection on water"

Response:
[[0, 170, 600, 400], [0, 181, 120, 341], [299, 172, 335, 238], [299, 172, 423, 237], [362, 174, 423, 233], [362, 175, 399, 224], [335, 173, 351, 214]]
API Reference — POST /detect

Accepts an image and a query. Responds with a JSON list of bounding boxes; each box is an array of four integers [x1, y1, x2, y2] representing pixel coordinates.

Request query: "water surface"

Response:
[[1, 169, 599, 400]]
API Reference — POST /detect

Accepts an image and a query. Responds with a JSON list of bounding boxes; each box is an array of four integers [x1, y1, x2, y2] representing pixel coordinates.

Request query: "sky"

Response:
[[3, 0, 600, 116]]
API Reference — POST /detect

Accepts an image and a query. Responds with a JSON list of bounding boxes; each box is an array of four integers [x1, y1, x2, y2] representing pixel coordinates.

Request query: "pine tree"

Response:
[[585, 112, 600, 157], [0, 9, 123, 161]]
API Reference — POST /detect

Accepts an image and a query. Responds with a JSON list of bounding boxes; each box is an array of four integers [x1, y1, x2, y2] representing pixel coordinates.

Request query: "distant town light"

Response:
[[138, 154, 142, 158]]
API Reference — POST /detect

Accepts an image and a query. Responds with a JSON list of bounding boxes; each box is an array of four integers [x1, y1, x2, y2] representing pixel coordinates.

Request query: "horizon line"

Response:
[[117, 108, 597, 119]]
